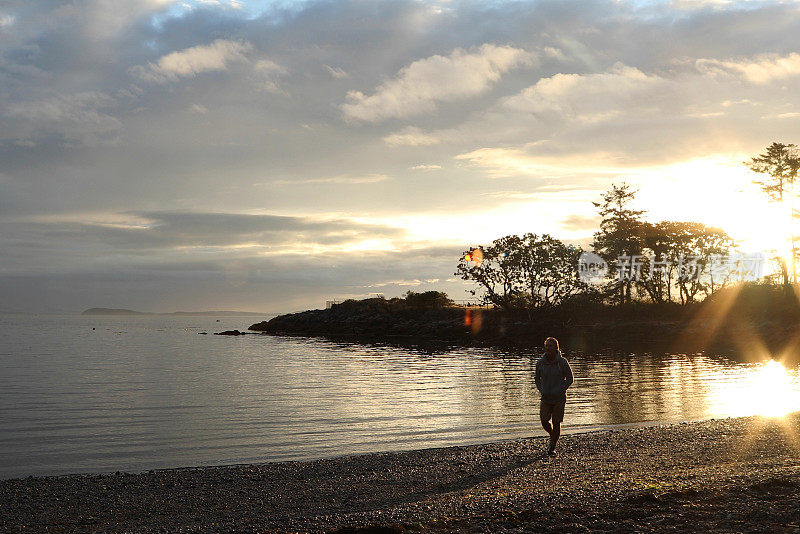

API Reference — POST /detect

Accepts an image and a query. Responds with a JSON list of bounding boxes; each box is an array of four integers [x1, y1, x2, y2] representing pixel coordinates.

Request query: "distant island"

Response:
[[82, 308, 149, 315], [82, 308, 268, 316]]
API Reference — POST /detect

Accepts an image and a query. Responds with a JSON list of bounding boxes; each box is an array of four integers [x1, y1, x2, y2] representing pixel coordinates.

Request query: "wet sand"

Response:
[[2, 413, 799, 533]]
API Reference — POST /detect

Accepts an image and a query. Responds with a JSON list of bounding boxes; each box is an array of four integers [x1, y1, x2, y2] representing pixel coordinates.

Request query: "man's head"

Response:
[[544, 337, 559, 356]]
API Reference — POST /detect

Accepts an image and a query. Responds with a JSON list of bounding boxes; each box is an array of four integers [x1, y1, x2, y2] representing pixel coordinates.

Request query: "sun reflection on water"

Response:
[[708, 359, 800, 418]]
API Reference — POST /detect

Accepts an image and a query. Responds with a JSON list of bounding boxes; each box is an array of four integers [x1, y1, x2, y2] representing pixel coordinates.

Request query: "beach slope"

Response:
[[2, 414, 799, 532]]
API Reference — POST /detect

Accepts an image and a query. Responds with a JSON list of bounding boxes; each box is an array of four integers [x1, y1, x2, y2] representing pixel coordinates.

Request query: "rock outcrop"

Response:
[[248, 298, 584, 349], [214, 330, 247, 336]]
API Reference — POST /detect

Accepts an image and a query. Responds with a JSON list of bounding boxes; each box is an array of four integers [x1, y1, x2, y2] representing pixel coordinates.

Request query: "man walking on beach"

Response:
[[535, 337, 574, 456]]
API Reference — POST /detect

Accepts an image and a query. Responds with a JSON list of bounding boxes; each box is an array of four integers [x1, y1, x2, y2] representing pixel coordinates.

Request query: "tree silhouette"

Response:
[[592, 183, 647, 305], [515, 233, 585, 309], [456, 234, 585, 311], [402, 291, 453, 309], [455, 235, 521, 310], [746, 142, 800, 201], [745, 142, 800, 284], [458, 182, 742, 310], [617, 220, 736, 305]]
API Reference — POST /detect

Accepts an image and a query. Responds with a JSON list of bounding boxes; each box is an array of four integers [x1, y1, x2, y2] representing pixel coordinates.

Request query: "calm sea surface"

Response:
[[1, 313, 800, 479]]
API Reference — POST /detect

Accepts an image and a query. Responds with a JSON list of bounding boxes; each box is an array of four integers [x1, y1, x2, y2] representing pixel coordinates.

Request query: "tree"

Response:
[[402, 291, 453, 309], [691, 224, 737, 299], [636, 221, 735, 304], [456, 234, 585, 311], [672, 223, 736, 303], [745, 142, 800, 285], [592, 183, 647, 305], [637, 221, 680, 303], [515, 233, 586, 309], [746, 142, 800, 202], [456, 235, 522, 310]]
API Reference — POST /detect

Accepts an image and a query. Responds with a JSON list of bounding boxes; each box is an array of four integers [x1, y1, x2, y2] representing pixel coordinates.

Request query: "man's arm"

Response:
[[534, 360, 542, 393], [561, 359, 574, 393]]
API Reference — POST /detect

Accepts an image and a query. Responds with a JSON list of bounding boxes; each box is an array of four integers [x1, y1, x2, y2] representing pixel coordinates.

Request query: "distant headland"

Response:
[[245, 285, 800, 361], [82, 308, 267, 316], [82, 308, 148, 315]]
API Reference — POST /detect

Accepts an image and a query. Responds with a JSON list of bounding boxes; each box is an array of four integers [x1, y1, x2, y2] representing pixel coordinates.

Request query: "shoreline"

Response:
[[244, 289, 800, 361], [1, 418, 679, 482], [3, 413, 799, 532]]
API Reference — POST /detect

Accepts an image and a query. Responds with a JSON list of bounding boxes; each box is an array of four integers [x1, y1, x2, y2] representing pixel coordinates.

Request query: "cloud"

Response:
[[130, 39, 253, 83], [501, 63, 668, 121], [670, 0, 735, 9], [253, 58, 288, 93], [323, 64, 348, 79], [341, 43, 536, 122], [191, 0, 242, 8], [0, 242, 468, 313], [762, 111, 800, 119], [3, 91, 121, 146], [0, 208, 473, 312], [454, 146, 634, 179], [253, 59, 285, 74], [382, 126, 445, 146], [271, 174, 391, 185], [560, 214, 601, 232], [0, 210, 408, 274], [481, 190, 539, 200], [696, 52, 800, 83], [410, 164, 441, 171], [47, 0, 180, 41], [404, 49, 800, 172], [368, 278, 426, 287], [5, 0, 800, 312]]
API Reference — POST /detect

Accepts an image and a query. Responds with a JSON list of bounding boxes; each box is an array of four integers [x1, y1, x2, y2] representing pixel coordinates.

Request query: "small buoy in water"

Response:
[[92, 327, 95, 330], [216, 319, 220, 322]]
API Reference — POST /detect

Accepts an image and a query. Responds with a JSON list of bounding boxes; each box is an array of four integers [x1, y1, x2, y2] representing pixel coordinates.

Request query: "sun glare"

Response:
[[709, 359, 800, 419], [635, 155, 791, 253]]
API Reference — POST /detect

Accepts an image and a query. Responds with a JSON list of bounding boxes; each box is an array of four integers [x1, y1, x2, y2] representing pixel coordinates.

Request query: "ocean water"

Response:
[[1, 312, 800, 479]]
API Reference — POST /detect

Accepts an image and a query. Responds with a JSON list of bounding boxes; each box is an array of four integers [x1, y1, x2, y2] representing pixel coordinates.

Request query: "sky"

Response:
[[2, 0, 800, 313]]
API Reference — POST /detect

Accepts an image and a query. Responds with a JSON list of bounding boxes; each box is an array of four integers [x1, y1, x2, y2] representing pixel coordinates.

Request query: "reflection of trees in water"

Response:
[[444, 348, 729, 430], [573, 354, 756, 430], [308, 339, 795, 434], [562, 352, 725, 425]]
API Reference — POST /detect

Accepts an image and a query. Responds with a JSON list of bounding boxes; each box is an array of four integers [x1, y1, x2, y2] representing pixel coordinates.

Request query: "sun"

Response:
[[632, 155, 798, 276]]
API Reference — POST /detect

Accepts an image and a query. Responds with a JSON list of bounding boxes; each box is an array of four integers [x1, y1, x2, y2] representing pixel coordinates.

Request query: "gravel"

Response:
[[2, 413, 800, 533]]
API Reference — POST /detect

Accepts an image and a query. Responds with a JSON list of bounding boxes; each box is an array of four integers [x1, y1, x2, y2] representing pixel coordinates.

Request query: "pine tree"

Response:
[[745, 142, 800, 284], [592, 183, 647, 305]]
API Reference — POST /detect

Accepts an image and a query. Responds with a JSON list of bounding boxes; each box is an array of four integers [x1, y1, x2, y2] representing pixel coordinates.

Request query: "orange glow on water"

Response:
[[708, 359, 800, 418], [464, 308, 483, 335]]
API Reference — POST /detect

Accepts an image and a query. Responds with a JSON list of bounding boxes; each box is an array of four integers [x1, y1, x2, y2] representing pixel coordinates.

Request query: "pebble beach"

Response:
[[2, 413, 799, 533]]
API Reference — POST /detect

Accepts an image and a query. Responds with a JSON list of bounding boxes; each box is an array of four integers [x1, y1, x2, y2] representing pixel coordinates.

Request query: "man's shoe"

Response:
[[547, 448, 557, 456]]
